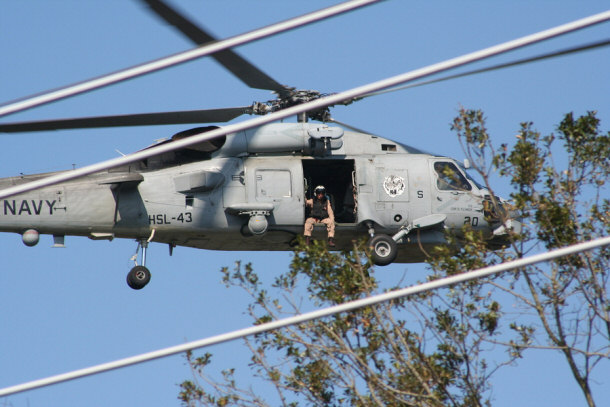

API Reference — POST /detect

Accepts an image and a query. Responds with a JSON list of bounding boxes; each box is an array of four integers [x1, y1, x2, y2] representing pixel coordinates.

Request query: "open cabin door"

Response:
[[302, 159, 357, 223]]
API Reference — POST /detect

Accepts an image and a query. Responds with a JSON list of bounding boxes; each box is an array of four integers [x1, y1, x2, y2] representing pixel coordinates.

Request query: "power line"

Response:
[[1, 9, 609, 199], [0, 0, 379, 118], [1, 235, 608, 397], [361, 38, 610, 99]]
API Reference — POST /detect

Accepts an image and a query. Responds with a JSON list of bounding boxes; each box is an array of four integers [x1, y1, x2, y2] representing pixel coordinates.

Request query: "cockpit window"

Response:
[[434, 161, 472, 191], [464, 168, 486, 190]]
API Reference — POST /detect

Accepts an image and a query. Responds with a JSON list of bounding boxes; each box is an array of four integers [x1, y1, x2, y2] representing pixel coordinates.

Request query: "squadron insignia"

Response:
[[383, 175, 406, 197]]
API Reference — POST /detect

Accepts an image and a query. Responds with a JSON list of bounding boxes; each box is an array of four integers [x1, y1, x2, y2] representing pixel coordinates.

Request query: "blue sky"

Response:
[[1, 1, 609, 406]]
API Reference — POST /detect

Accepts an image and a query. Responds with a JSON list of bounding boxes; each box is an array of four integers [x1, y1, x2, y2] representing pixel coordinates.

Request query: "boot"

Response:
[[305, 236, 311, 246], [328, 237, 336, 247]]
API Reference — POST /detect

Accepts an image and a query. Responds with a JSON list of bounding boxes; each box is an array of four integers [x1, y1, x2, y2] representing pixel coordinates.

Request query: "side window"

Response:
[[434, 162, 471, 191]]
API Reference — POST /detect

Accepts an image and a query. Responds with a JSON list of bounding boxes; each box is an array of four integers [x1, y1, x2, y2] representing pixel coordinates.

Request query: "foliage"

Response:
[[447, 109, 610, 407], [180, 240, 523, 407], [180, 111, 609, 407]]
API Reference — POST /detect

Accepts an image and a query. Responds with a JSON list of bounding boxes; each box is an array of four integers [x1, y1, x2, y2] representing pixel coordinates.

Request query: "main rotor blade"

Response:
[[142, 0, 292, 98], [357, 38, 610, 101], [328, 117, 377, 136], [1, 10, 609, 199], [0, 107, 250, 133], [0, 0, 378, 118]]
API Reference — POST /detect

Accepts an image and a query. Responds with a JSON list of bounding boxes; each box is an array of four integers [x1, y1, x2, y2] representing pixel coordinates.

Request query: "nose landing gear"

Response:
[[127, 233, 154, 290]]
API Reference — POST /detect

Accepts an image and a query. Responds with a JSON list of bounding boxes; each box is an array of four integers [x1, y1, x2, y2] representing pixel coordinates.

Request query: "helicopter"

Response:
[[3, 0, 605, 290]]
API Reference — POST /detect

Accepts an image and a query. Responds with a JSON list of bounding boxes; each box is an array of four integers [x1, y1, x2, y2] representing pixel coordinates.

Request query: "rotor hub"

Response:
[[248, 89, 333, 122]]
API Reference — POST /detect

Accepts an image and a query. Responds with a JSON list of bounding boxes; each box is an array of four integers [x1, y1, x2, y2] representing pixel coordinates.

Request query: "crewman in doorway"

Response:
[[304, 185, 335, 247]]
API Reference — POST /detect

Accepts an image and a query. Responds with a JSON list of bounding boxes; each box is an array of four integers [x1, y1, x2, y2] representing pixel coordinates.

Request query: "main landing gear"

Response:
[[368, 234, 398, 266], [127, 234, 153, 290], [365, 222, 398, 266]]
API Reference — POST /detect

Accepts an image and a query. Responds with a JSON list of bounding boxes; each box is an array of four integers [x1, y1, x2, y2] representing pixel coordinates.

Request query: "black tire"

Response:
[[368, 234, 398, 266], [127, 265, 151, 290]]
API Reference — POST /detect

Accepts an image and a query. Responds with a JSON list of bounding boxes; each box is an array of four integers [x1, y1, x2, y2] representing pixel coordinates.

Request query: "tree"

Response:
[[180, 242, 520, 407], [443, 109, 609, 407], [179, 111, 609, 407]]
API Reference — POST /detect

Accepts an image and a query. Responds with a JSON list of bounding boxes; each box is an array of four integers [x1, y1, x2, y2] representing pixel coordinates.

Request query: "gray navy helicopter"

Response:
[[13, 0, 600, 290]]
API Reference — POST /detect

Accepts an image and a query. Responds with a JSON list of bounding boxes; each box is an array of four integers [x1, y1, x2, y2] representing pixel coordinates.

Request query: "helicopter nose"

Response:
[[491, 202, 522, 237], [492, 218, 522, 237]]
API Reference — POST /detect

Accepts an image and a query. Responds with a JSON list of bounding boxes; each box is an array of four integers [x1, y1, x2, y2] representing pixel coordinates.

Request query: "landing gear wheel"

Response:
[[127, 265, 151, 290], [368, 234, 398, 266]]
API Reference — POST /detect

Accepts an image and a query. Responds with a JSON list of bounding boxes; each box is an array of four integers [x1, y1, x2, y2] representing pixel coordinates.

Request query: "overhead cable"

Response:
[[0, 0, 380, 118], [361, 38, 610, 99], [1, 10, 609, 200], [1, 235, 609, 397]]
